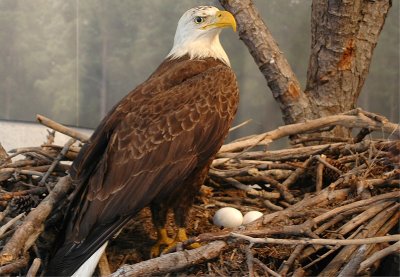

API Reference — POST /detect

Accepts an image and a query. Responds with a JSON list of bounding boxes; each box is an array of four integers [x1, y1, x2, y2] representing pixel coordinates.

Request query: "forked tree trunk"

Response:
[[219, 0, 392, 138]]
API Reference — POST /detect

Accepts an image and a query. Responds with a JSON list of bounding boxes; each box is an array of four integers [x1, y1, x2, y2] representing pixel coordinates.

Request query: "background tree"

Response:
[[219, 0, 394, 138]]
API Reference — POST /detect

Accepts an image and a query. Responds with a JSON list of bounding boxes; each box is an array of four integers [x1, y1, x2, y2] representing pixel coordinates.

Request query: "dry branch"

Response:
[[230, 233, 400, 246], [0, 176, 73, 265], [220, 109, 399, 153], [358, 241, 400, 274], [36, 114, 89, 142], [109, 241, 227, 277]]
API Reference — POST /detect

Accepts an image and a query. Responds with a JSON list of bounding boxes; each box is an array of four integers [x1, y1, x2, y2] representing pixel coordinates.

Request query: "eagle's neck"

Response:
[[167, 32, 230, 66]]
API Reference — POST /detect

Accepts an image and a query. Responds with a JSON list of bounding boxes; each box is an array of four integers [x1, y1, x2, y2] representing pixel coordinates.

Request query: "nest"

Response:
[[0, 108, 399, 277]]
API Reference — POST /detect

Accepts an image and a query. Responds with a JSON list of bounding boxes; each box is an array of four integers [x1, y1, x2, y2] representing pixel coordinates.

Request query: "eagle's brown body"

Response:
[[47, 56, 238, 276]]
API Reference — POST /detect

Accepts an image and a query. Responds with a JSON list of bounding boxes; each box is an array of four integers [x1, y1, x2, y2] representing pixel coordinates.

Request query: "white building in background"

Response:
[[0, 120, 93, 152]]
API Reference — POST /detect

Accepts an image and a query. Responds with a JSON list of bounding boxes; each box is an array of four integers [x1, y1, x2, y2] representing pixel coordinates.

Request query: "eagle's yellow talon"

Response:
[[151, 228, 174, 258], [188, 242, 201, 249], [161, 227, 201, 254]]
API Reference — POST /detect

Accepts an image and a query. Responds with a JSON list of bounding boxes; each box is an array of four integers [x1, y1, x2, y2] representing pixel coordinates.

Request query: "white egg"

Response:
[[213, 207, 243, 228], [242, 211, 263, 225]]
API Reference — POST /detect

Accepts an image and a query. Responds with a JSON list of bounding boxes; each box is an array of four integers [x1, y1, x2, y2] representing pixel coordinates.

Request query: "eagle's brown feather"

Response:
[[47, 56, 238, 276]]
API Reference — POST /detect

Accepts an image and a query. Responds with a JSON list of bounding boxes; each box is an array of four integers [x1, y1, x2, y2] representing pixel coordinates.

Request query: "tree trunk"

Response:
[[219, 0, 392, 138], [305, 0, 392, 136]]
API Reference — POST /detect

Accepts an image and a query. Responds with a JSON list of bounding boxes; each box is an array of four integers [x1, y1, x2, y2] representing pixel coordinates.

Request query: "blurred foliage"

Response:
[[0, 0, 398, 140]]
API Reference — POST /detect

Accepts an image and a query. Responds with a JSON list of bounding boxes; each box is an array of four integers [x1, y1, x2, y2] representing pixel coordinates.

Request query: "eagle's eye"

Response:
[[194, 16, 205, 24]]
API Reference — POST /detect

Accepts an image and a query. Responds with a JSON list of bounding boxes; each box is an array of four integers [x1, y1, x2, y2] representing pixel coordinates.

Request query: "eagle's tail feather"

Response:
[[72, 242, 108, 277]]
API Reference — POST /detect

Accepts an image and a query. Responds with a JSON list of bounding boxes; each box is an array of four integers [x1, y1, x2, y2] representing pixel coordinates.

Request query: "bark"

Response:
[[219, 0, 310, 125], [305, 0, 392, 136], [219, 0, 392, 138]]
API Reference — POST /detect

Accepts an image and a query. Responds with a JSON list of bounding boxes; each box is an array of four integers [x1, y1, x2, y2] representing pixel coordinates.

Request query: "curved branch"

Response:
[[219, 0, 309, 124]]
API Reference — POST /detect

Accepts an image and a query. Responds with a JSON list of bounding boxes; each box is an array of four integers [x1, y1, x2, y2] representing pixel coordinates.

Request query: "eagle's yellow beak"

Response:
[[202, 11, 237, 32]]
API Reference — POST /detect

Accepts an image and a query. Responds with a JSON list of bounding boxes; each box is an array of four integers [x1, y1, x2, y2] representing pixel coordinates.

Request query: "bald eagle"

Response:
[[46, 6, 238, 276]]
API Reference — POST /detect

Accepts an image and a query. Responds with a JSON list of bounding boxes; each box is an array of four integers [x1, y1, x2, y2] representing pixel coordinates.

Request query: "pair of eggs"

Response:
[[213, 207, 263, 228]]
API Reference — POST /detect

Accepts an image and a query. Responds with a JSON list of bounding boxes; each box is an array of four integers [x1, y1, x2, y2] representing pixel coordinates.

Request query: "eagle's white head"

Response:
[[167, 6, 236, 66]]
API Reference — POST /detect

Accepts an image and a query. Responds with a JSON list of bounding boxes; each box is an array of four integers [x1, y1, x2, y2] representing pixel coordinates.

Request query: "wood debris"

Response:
[[0, 109, 399, 276]]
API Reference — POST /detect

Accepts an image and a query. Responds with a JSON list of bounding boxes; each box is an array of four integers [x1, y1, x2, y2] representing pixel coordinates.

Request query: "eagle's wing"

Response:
[[48, 62, 238, 276]]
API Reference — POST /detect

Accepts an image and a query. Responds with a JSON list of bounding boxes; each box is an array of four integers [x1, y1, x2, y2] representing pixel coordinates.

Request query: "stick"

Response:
[[338, 201, 396, 235], [98, 251, 111, 276], [282, 156, 313, 189], [311, 191, 400, 225], [0, 176, 73, 265], [36, 114, 90, 142], [248, 169, 294, 203], [219, 112, 399, 153], [0, 256, 28, 275], [254, 258, 282, 277], [230, 233, 400, 246], [38, 138, 75, 190], [303, 224, 365, 270], [26, 258, 41, 277], [315, 155, 342, 175], [109, 241, 227, 277], [278, 244, 305, 276], [229, 119, 252, 132], [337, 245, 367, 277], [0, 213, 25, 237], [244, 244, 255, 277], [358, 240, 400, 274], [318, 204, 399, 276]]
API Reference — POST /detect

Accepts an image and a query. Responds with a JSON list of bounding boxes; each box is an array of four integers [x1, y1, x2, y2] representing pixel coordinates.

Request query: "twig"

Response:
[[358, 240, 400, 274], [318, 203, 399, 276], [253, 258, 282, 277], [109, 241, 227, 277], [0, 176, 73, 265], [311, 191, 400, 225], [230, 232, 400, 246], [98, 251, 111, 276], [36, 114, 90, 142], [259, 189, 349, 226], [0, 187, 48, 201], [315, 155, 342, 175], [278, 244, 305, 276], [38, 138, 75, 191], [244, 244, 255, 277], [248, 169, 295, 203], [263, 200, 284, 211], [292, 267, 305, 277], [337, 201, 396, 235], [303, 224, 365, 269], [0, 256, 28, 275], [282, 156, 313, 189], [26, 258, 41, 277], [337, 245, 367, 277], [229, 119, 252, 132], [219, 112, 400, 153], [0, 213, 25, 237]]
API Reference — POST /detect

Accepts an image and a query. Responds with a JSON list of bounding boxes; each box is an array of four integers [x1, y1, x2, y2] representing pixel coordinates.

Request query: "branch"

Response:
[[219, 110, 399, 153], [230, 233, 400, 246], [219, 0, 309, 124], [109, 241, 227, 277], [0, 176, 73, 265], [358, 241, 400, 274], [36, 114, 90, 143]]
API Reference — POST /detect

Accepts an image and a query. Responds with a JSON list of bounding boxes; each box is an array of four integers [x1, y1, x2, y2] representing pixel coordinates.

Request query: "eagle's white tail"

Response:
[[72, 242, 108, 277]]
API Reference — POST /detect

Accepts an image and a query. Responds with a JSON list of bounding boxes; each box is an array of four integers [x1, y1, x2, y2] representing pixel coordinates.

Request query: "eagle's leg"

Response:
[[159, 195, 201, 254], [150, 203, 173, 258], [172, 204, 201, 250]]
